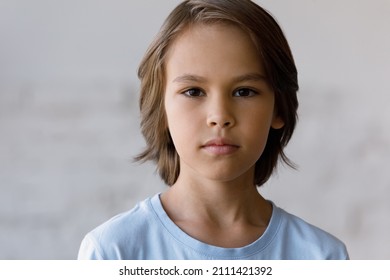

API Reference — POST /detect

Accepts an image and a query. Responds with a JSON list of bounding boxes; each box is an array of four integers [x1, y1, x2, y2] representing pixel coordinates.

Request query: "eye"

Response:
[[233, 88, 258, 97], [182, 88, 205, 97]]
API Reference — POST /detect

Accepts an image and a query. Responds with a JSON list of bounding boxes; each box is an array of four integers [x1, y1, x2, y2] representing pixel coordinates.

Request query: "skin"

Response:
[[161, 23, 284, 248]]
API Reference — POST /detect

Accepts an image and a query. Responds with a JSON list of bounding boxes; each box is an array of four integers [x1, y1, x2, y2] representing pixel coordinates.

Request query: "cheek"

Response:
[[165, 96, 202, 133], [165, 102, 197, 149], [242, 110, 274, 148], [166, 105, 184, 133]]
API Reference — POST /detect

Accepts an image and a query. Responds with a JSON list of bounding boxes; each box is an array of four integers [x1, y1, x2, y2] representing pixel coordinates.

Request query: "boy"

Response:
[[78, 0, 348, 259]]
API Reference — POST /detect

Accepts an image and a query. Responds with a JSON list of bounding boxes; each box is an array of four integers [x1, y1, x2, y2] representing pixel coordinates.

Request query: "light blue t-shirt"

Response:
[[78, 193, 348, 260]]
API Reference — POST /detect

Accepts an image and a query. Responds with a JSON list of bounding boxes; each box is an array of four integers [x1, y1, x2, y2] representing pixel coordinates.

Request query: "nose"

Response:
[[206, 95, 235, 128]]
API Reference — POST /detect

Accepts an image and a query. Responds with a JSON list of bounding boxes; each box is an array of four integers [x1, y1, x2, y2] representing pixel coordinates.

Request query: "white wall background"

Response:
[[0, 0, 389, 259]]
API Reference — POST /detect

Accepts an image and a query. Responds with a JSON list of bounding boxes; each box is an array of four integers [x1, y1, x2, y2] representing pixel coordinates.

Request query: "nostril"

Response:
[[210, 121, 232, 128], [207, 116, 235, 128]]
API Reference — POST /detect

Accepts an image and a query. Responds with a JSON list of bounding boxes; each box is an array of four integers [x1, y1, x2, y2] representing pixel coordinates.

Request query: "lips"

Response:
[[201, 138, 239, 155]]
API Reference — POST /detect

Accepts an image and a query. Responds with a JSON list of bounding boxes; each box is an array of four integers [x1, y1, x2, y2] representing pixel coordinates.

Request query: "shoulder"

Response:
[[272, 205, 349, 259], [78, 195, 158, 259]]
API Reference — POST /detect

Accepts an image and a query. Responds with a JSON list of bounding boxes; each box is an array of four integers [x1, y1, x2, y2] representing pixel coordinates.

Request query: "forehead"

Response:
[[164, 23, 265, 81]]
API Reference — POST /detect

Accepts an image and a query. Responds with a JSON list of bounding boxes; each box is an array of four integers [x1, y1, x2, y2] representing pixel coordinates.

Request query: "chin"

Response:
[[201, 169, 254, 185]]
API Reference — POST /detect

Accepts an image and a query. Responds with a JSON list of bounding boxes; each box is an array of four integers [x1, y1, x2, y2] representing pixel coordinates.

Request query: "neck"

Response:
[[161, 169, 271, 228]]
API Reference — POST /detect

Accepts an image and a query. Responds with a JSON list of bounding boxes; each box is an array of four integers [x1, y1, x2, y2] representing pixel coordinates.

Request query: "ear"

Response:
[[271, 115, 284, 129]]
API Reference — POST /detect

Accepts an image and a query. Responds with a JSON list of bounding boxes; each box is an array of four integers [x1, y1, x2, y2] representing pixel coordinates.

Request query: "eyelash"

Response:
[[181, 88, 258, 98], [182, 88, 205, 97], [233, 88, 259, 97]]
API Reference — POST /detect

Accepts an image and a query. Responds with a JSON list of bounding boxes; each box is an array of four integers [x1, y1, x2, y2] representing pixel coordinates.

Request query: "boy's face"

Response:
[[164, 23, 284, 185]]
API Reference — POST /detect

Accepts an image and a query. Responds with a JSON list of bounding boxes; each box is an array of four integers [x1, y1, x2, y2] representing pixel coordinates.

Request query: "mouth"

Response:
[[201, 138, 239, 155]]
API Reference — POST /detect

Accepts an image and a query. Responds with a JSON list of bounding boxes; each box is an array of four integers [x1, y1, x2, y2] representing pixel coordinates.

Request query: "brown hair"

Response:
[[136, 0, 299, 186]]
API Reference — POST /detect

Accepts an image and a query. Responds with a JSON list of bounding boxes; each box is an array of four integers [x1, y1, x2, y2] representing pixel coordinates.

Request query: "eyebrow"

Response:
[[172, 74, 207, 84], [233, 73, 268, 83], [172, 73, 267, 84]]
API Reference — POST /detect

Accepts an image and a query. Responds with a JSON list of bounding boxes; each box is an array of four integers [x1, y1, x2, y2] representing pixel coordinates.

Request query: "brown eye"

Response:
[[233, 88, 258, 97], [183, 88, 205, 97]]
